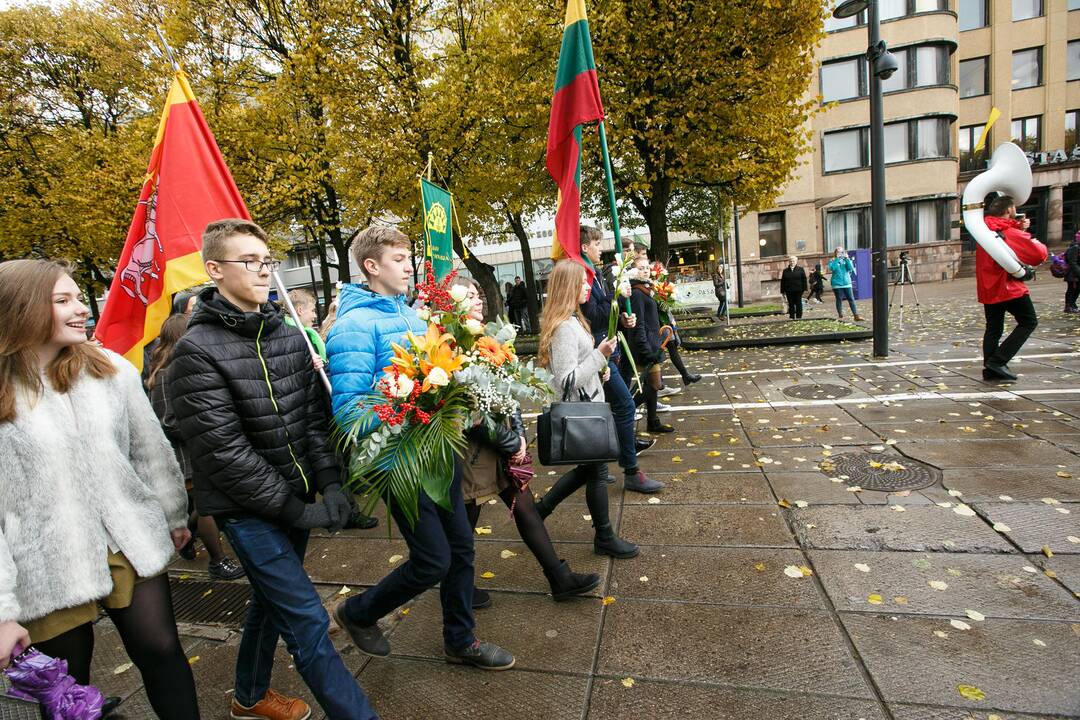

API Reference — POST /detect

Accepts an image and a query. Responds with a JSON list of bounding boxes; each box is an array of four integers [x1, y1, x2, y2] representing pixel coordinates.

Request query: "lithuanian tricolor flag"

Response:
[[95, 70, 249, 371], [546, 0, 604, 278]]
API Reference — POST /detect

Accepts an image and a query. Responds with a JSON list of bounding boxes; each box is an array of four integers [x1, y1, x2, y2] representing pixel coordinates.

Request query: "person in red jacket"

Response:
[[978, 194, 1048, 381]]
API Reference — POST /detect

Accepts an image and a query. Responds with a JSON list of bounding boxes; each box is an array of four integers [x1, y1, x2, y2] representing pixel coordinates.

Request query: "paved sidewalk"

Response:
[[100, 275, 1078, 719]]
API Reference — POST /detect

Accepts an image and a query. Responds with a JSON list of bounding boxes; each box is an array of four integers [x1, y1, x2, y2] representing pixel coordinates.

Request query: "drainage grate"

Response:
[[820, 452, 939, 492], [170, 577, 251, 628], [0, 696, 43, 720], [782, 383, 854, 400]]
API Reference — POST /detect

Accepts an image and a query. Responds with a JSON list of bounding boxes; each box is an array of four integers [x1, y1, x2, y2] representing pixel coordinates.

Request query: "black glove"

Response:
[[294, 502, 332, 530], [1018, 265, 1037, 282], [323, 484, 351, 533]]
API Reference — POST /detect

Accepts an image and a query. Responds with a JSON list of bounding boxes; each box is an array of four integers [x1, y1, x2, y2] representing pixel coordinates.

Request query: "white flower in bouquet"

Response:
[[426, 366, 451, 388], [465, 318, 485, 335], [625, 266, 639, 281], [416, 306, 431, 321], [449, 284, 470, 303], [385, 374, 415, 398], [619, 280, 632, 297]]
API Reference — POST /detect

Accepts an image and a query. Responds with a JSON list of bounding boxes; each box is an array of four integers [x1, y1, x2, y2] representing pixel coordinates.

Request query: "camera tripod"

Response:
[[888, 256, 922, 329]]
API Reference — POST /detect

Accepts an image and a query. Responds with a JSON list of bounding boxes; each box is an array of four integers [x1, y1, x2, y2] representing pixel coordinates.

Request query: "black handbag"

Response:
[[537, 372, 620, 466]]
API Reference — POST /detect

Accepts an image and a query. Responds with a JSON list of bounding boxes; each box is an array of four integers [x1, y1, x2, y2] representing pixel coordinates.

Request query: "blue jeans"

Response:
[[221, 518, 378, 720], [343, 466, 476, 650], [603, 358, 638, 472], [833, 287, 857, 317]]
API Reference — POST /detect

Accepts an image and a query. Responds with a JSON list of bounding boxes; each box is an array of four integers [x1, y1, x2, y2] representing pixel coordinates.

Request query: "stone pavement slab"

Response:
[[809, 550, 1080, 620], [597, 601, 875, 698], [304, 536, 412, 587], [621, 472, 774, 504], [899, 439, 1080, 469], [619, 504, 796, 547], [608, 546, 824, 608], [472, 540, 609, 596], [888, 704, 1076, 720], [790, 505, 1016, 552], [765, 471, 864, 505], [358, 659, 588, 720], [586, 679, 886, 720], [941, 468, 1080, 503], [385, 591, 601, 674], [840, 613, 1080, 716], [1045, 554, 1080, 597], [970, 502, 1080, 554]]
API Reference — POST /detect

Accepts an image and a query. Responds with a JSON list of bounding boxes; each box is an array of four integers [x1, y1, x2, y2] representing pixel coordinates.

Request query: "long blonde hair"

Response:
[[0, 260, 115, 423], [538, 260, 590, 368]]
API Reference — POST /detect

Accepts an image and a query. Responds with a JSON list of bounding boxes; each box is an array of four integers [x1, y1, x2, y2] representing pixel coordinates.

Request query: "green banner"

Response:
[[420, 178, 454, 280]]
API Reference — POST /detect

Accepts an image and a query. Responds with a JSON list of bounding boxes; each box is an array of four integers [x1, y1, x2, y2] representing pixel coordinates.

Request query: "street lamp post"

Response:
[[834, 0, 898, 358]]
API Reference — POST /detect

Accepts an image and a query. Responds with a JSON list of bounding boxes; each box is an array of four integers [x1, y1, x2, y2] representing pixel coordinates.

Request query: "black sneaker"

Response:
[[472, 587, 492, 609], [634, 437, 656, 454], [983, 362, 1017, 381], [208, 557, 246, 581], [344, 510, 379, 530], [178, 537, 197, 561], [647, 423, 675, 434], [332, 600, 390, 657], [444, 640, 515, 671]]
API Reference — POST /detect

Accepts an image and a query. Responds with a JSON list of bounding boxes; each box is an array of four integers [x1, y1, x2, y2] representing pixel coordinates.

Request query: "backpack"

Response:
[[1050, 253, 1068, 279]]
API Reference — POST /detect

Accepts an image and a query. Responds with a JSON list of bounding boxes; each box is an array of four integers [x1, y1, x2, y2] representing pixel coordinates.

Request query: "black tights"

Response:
[[535, 463, 612, 533], [35, 574, 200, 720], [467, 485, 560, 573], [666, 343, 691, 381]]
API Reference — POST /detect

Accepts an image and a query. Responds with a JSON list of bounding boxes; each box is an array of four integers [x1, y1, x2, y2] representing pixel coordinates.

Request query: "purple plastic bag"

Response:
[[4, 645, 104, 720]]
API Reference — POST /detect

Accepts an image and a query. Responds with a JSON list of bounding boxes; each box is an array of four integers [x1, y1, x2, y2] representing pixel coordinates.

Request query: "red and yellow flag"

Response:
[[546, 0, 604, 280], [95, 71, 249, 370]]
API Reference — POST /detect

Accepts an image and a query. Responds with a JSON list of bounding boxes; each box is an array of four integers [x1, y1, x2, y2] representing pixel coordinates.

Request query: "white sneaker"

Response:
[[657, 386, 682, 398], [634, 411, 644, 421], [656, 401, 672, 412]]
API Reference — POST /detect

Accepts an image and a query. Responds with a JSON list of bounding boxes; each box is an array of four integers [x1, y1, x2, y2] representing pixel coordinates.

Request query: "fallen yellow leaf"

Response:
[[1057, 471, 1073, 479], [188, 656, 200, 665], [602, 596, 617, 606], [1042, 545, 1054, 558], [480, 571, 495, 579], [621, 677, 635, 688], [867, 593, 883, 605], [671, 456, 683, 463], [957, 684, 986, 701], [401, 608, 410, 615], [500, 549, 518, 559], [389, 554, 404, 564], [754, 562, 766, 572], [777, 498, 792, 509], [474, 526, 492, 535], [338, 585, 351, 595], [113, 662, 133, 675]]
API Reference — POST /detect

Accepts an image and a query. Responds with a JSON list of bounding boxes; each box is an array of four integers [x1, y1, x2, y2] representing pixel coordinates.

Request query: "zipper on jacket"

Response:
[[256, 319, 311, 494]]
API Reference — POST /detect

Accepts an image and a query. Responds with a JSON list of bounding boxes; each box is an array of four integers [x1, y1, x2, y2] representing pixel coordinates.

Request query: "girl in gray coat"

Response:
[[0, 260, 198, 719], [534, 260, 639, 559]]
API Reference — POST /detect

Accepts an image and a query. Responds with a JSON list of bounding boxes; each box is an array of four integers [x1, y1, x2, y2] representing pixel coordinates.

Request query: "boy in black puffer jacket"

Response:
[[169, 219, 378, 720]]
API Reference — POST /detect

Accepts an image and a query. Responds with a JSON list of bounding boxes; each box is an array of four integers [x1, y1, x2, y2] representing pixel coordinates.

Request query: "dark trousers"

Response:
[[221, 518, 378, 720], [833, 287, 857, 317], [602, 357, 638, 472], [785, 291, 803, 319], [809, 286, 823, 302], [715, 297, 728, 318], [343, 467, 475, 650], [1066, 281, 1080, 310], [983, 294, 1038, 366]]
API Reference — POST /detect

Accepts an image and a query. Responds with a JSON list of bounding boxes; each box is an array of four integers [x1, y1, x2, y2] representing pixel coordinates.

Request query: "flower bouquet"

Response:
[[649, 262, 683, 316], [337, 263, 551, 527], [604, 252, 643, 391]]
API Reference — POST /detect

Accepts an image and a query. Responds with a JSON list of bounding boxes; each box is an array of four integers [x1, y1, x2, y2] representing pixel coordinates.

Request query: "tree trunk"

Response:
[[506, 210, 540, 332], [452, 229, 503, 322], [646, 204, 671, 263], [315, 239, 335, 304], [85, 282, 100, 323]]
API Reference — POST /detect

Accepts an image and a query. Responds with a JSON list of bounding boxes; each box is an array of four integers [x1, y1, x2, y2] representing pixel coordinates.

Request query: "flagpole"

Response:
[[597, 120, 632, 321], [154, 28, 181, 73], [273, 271, 333, 394]]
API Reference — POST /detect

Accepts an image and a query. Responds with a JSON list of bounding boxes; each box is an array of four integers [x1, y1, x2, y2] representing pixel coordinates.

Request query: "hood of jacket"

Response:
[[337, 283, 409, 319], [188, 287, 284, 338], [984, 215, 1022, 233]]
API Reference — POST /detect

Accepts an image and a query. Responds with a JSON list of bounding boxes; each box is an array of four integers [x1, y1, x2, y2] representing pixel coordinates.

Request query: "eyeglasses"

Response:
[[217, 259, 281, 273]]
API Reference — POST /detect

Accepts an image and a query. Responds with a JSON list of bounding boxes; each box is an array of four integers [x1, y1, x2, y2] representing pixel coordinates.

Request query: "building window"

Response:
[[915, 45, 949, 87], [959, 124, 989, 172], [1011, 115, 1042, 153], [886, 200, 950, 246], [825, 208, 870, 251], [884, 122, 911, 163], [959, 57, 990, 98], [824, 10, 864, 32], [915, 117, 949, 158], [880, 0, 908, 19], [823, 127, 868, 172], [1012, 47, 1043, 89], [959, 0, 989, 30], [914, 0, 947, 9], [1067, 110, 1080, 149], [1072, 0, 1080, 10], [1069, 41, 1080, 82], [1013, 0, 1043, 20], [885, 204, 908, 246], [880, 48, 909, 93], [821, 58, 864, 101], [758, 212, 786, 258]]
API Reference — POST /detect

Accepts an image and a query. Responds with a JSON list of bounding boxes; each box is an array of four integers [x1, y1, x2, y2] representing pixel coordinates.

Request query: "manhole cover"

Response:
[[820, 452, 939, 492], [782, 383, 854, 400], [170, 577, 250, 628]]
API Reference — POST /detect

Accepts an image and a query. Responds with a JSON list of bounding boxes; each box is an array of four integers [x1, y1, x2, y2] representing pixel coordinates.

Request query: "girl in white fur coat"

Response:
[[0, 260, 200, 719]]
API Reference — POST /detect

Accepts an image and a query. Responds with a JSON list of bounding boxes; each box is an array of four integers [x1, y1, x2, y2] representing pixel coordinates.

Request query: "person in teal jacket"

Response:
[[324, 226, 515, 672], [827, 247, 864, 321]]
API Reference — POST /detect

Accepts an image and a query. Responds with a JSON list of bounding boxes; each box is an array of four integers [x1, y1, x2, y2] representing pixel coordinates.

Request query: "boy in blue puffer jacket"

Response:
[[325, 226, 515, 671]]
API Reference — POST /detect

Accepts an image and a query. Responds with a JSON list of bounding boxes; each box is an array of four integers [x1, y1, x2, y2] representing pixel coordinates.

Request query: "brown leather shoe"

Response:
[[231, 689, 312, 720]]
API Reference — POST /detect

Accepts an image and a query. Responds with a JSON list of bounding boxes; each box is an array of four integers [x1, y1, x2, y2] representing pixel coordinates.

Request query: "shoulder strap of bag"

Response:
[[561, 371, 576, 402]]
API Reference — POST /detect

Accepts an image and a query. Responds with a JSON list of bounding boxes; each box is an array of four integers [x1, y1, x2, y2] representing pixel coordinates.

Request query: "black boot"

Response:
[[472, 587, 492, 609], [544, 560, 601, 601], [593, 523, 639, 558]]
